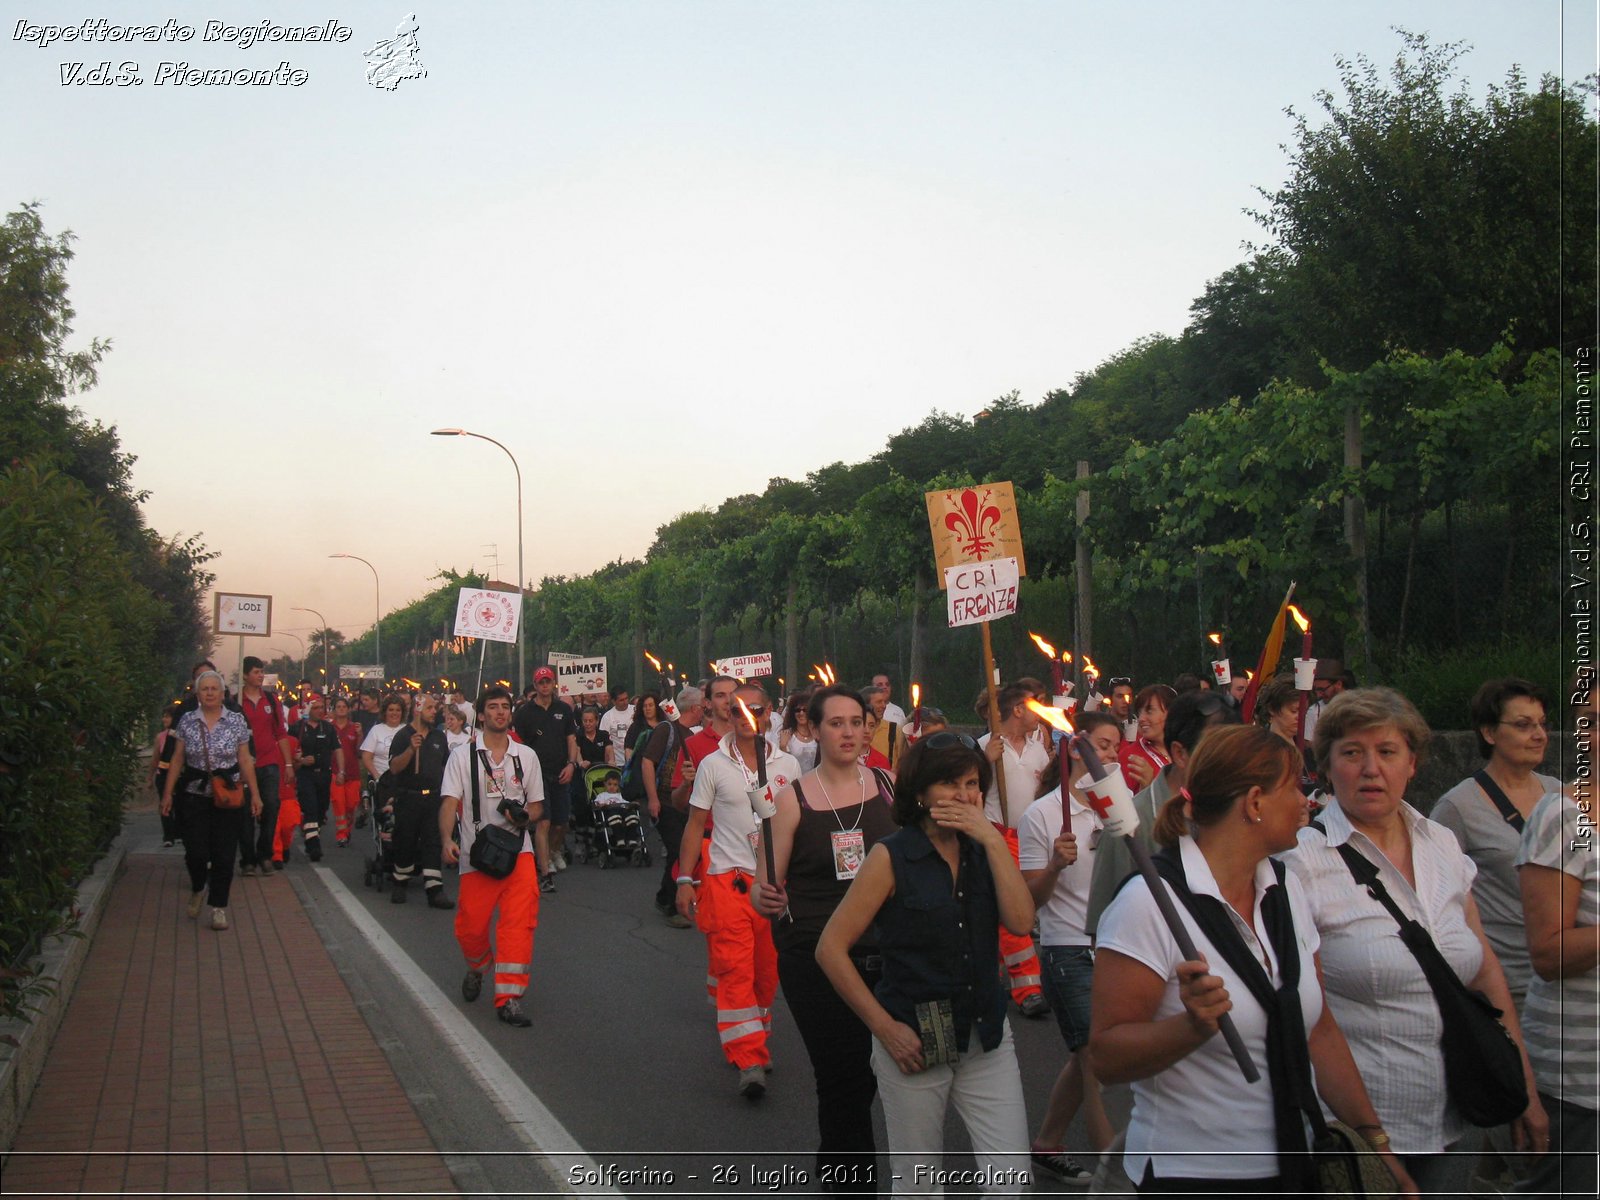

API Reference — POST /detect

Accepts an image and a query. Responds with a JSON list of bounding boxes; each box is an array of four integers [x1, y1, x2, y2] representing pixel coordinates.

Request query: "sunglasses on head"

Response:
[[1109, 677, 1133, 688], [743, 705, 768, 717], [922, 731, 979, 751]]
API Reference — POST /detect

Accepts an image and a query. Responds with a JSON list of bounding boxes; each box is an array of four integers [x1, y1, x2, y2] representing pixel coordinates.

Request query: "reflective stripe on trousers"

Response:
[[995, 823, 1042, 1002], [697, 870, 778, 1069], [454, 853, 539, 1006]]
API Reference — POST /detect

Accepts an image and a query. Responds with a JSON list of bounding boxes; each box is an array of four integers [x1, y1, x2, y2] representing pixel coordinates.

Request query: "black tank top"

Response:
[[773, 768, 897, 953]]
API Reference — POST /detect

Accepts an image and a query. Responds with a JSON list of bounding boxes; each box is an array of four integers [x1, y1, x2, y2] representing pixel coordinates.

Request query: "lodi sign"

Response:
[[452, 587, 521, 645], [215, 591, 272, 637]]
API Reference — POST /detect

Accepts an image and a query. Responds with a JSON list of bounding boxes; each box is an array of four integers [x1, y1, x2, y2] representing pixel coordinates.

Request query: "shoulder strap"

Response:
[[1473, 769, 1526, 833], [868, 766, 895, 806], [792, 776, 811, 811], [468, 737, 483, 829]]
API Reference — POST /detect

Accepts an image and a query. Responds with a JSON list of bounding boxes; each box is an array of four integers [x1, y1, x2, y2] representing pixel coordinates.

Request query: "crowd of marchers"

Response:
[[151, 656, 1594, 1198]]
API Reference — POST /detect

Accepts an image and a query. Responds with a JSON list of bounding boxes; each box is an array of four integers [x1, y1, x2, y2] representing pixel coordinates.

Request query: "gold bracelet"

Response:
[[1355, 1127, 1390, 1149]]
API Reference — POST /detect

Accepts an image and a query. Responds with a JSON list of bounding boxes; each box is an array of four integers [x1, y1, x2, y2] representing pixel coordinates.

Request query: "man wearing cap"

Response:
[[512, 667, 579, 891], [675, 683, 800, 1099]]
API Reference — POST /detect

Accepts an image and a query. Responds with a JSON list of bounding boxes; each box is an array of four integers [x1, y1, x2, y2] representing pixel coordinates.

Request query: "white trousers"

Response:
[[871, 1021, 1031, 1198]]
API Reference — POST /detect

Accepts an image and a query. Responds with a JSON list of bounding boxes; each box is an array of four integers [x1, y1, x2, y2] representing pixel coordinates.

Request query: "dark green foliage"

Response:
[[0, 204, 213, 1018]]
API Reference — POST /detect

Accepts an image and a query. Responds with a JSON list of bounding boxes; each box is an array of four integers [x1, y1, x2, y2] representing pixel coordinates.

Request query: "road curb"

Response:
[[0, 830, 128, 1154]]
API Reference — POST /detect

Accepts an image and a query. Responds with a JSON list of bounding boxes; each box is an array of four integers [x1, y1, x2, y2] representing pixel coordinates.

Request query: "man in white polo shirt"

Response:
[[675, 682, 800, 1100], [438, 686, 544, 1029]]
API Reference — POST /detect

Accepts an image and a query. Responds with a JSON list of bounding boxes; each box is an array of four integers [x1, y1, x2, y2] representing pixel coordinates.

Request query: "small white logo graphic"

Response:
[[364, 12, 426, 90]]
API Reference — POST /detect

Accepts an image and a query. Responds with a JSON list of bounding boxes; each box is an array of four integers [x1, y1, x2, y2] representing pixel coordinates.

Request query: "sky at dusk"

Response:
[[4, 0, 1592, 673]]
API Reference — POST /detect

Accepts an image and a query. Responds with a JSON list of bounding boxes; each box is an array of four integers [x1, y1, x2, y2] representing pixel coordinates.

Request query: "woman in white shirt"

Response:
[[1286, 688, 1547, 1194], [1092, 725, 1411, 1194], [1018, 712, 1121, 1184]]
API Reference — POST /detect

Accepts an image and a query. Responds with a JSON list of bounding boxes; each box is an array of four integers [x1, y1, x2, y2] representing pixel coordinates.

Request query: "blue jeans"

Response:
[[1039, 944, 1095, 1051]]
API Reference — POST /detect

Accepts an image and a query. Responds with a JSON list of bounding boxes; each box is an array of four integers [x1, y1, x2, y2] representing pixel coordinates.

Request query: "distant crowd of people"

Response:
[[150, 655, 1594, 1197]]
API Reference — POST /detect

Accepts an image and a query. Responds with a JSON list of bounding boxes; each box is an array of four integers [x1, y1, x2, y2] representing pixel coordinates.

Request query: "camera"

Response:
[[497, 797, 530, 827]]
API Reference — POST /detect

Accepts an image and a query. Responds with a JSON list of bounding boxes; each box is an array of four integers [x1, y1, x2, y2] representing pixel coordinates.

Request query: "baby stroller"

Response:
[[362, 777, 398, 889], [578, 764, 649, 869]]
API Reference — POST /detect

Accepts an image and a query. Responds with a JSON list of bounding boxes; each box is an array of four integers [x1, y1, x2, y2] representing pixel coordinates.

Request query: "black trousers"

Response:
[[777, 944, 880, 1197], [391, 788, 443, 887], [243, 763, 280, 866], [179, 793, 244, 908], [652, 803, 689, 908], [298, 768, 331, 831]]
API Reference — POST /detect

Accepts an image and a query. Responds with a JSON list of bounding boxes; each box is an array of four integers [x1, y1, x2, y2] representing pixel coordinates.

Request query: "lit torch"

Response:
[[911, 683, 922, 737], [646, 650, 668, 694], [1024, 699, 1260, 1083], [1029, 632, 1067, 698], [735, 696, 778, 902], [1287, 606, 1316, 758], [1207, 631, 1232, 688]]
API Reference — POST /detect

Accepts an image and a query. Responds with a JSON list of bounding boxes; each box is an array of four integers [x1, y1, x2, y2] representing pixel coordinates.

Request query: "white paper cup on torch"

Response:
[[1052, 692, 1075, 711], [748, 785, 778, 821], [1293, 657, 1318, 691], [661, 699, 679, 720], [1210, 658, 1232, 686], [1075, 770, 1141, 838]]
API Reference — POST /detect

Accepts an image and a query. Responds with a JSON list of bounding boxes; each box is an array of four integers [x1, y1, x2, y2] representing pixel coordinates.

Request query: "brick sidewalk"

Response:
[[2, 853, 459, 1198]]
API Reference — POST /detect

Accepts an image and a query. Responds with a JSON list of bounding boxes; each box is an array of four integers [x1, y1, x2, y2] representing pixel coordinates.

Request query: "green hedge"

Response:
[[0, 463, 160, 1017]]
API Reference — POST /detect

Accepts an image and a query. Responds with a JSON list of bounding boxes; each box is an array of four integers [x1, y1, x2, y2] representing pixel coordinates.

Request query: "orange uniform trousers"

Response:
[[995, 824, 1043, 1003], [330, 778, 361, 842], [696, 869, 777, 1070], [454, 853, 540, 1008], [273, 779, 303, 863]]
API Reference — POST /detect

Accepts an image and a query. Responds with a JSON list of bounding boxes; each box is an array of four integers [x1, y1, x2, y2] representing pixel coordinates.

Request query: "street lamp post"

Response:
[[432, 427, 525, 694], [291, 605, 329, 682], [329, 555, 381, 672], [278, 632, 306, 680]]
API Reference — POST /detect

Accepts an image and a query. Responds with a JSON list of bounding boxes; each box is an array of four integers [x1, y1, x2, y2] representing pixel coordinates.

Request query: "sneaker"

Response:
[[187, 891, 205, 919], [738, 1066, 767, 1100], [162, 840, 174, 848], [240, 864, 257, 878], [390, 881, 408, 904], [210, 908, 229, 931], [426, 889, 455, 910], [541, 873, 557, 894], [1019, 992, 1051, 1019], [355, 807, 369, 830], [1030, 1149, 1091, 1186], [553, 851, 568, 872], [337, 837, 349, 848], [462, 970, 483, 1002], [497, 997, 532, 1027]]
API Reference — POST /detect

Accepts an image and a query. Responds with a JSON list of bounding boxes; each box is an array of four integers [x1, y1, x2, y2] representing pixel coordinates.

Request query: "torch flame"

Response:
[[1029, 632, 1057, 659], [1245, 669, 1255, 681], [1288, 604, 1310, 634], [645, 651, 662, 671], [1025, 698, 1076, 735], [1081, 655, 1100, 680], [1207, 632, 1223, 646], [734, 696, 762, 736], [911, 683, 921, 707]]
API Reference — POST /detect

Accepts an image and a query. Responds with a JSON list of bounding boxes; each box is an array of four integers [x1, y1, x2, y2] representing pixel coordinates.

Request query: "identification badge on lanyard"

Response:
[[830, 829, 865, 880], [485, 762, 507, 801]]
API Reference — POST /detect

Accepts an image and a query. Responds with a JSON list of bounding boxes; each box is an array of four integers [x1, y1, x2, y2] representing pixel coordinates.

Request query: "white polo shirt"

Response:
[[977, 732, 1050, 829], [1018, 786, 1101, 947], [598, 704, 634, 764], [441, 738, 544, 876], [688, 732, 800, 876], [1098, 836, 1323, 1181], [359, 719, 406, 777]]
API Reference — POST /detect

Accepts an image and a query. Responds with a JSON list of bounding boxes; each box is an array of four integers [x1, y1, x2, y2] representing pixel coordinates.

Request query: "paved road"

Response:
[[136, 800, 1130, 1195]]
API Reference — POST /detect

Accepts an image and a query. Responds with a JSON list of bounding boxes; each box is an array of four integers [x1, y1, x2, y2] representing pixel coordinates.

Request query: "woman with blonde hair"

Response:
[[1091, 724, 1413, 1193], [1287, 688, 1547, 1193]]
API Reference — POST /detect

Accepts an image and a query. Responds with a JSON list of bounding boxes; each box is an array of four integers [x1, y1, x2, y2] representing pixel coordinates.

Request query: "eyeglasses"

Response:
[[743, 706, 769, 717], [1498, 719, 1552, 734], [922, 731, 979, 751]]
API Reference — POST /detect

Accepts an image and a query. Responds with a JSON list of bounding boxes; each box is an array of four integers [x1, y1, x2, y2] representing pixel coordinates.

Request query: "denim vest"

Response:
[[873, 825, 1007, 1053]]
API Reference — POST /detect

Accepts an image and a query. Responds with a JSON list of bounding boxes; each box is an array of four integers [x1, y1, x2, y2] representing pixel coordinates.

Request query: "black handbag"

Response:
[[1326, 839, 1528, 1127], [466, 740, 526, 879]]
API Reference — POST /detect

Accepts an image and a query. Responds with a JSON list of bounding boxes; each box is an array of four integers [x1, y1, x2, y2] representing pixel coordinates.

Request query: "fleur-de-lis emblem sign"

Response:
[[944, 487, 1002, 559]]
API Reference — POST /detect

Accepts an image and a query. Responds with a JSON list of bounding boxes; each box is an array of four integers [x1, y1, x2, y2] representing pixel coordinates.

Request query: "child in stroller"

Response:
[[576, 766, 649, 868]]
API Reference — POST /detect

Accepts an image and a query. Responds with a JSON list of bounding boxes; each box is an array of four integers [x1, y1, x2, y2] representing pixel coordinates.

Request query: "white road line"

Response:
[[315, 865, 623, 1197]]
